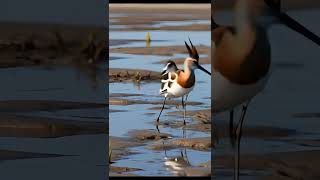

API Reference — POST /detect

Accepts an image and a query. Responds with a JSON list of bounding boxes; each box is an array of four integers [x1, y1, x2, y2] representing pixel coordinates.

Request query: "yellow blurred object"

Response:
[[133, 72, 142, 82], [146, 32, 151, 42]]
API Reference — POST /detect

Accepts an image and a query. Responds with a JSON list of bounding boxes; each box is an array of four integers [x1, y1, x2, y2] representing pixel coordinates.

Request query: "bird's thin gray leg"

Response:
[[156, 96, 167, 133], [183, 94, 189, 125], [230, 109, 235, 147], [234, 101, 250, 180], [163, 140, 167, 157], [157, 96, 167, 122]]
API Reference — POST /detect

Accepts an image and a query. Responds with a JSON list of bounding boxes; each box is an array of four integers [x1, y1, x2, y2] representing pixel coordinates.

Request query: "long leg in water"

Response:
[[229, 109, 235, 147], [183, 94, 189, 125], [182, 95, 189, 138], [156, 96, 167, 132], [234, 101, 250, 180]]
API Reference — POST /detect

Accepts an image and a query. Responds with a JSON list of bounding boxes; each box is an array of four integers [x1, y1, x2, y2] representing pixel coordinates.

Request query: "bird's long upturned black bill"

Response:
[[197, 64, 211, 76], [278, 11, 320, 46]]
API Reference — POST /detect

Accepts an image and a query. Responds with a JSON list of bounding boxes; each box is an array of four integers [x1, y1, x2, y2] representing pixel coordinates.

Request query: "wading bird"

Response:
[[212, 0, 320, 179], [156, 39, 211, 127]]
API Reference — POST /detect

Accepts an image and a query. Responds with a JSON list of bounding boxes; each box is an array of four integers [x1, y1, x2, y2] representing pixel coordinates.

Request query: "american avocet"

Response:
[[156, 39, 211, 126], [212, 0, 320, 179]]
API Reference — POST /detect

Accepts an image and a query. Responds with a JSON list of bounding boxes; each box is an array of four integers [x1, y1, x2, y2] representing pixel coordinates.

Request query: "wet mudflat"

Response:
[[0, 21, 107, 179], [109, 4, 211, 176]]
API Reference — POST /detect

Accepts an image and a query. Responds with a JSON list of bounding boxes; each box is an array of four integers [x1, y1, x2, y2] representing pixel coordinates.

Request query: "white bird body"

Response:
[[212, 71, 270, 113], [156, 41, 211, 125], [212, 23, 273, 113], [160, 71, 195, 98]]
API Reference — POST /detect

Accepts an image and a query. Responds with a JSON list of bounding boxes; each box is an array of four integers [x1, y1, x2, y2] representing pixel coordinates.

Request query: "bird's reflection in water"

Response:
[[155, 117, 187, 139], [146, 41, 151, 48], [133, 81, 141, 91], [163, 144, 191, 176]]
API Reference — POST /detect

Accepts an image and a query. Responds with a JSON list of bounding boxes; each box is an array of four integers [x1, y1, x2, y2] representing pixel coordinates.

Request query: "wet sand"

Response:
[[0, 19, 107, 179], [109, 106, 212, 176], [109, 68, 160, 83], [109, 5, 210, 31], [110, 4, 210, 23], [214, 150, 320, 179], [109, 4, 211, 176], [109, 96, 203, 106], [0, 114, 107, 138], [109, 136, 144, 176], [0, 22, 106, 68]]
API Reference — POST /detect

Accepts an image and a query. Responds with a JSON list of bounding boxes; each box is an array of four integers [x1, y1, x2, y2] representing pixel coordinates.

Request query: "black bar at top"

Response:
[[109, 0, 211, 3]]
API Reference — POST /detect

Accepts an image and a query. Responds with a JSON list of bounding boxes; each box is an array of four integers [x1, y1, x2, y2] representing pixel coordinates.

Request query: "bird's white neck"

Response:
[[183, 60, 194, 74]]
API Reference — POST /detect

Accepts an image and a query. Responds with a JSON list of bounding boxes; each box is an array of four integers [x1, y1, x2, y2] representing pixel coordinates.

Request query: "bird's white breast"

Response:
[[212, 71, 270, 113], [168, 82, 194, 98]]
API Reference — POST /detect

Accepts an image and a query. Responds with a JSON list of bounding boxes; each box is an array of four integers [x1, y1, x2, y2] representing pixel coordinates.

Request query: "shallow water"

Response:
[[109, 30, 210, 48], [109, 15, 211, 176], [0, 65, 106, 103], [110, 53, 208, 72], [113, 146, 210, 176], [0, 64, 107, 180], [110, 19, 210, 29], [150, 20, 210, 28], [0, 134, 107, 180]]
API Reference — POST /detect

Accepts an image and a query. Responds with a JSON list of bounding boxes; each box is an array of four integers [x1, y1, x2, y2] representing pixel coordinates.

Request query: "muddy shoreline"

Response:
[[0, 22, 106, 68], [109, 4, 211, 176]]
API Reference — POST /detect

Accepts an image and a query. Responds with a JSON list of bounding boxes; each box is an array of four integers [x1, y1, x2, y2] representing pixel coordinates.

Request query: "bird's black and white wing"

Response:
[[160, 71, 178, 96]]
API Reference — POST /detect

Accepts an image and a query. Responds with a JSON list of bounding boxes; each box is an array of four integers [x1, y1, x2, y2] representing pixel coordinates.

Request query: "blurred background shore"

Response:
[[0, 1, 107, 179]]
